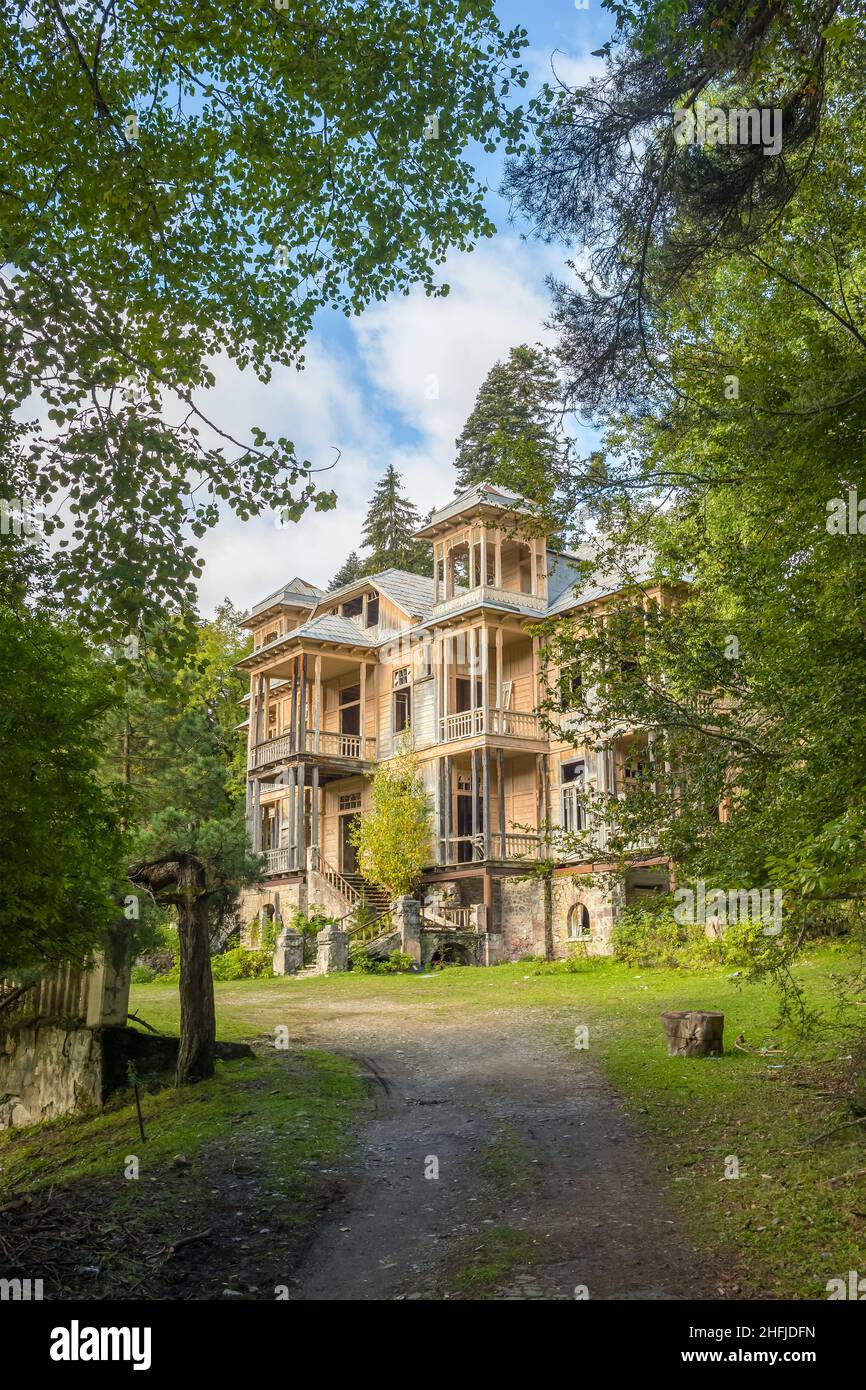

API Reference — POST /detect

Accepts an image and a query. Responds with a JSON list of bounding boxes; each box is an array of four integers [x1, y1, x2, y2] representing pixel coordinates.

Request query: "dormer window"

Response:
[[343, 594, 363, 619], [365, 594, 379, 627]]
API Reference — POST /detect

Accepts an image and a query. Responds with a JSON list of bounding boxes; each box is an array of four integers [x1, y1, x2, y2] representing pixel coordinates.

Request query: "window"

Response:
[[339, 792, 362, 812], [365, 594, 379, 627], [343, 594, 363, 618], [339, 683, 360, 736], [567, 903, 591, 939], [559, 665, 582, 706], [393, 666, 410, 689], [394, 687, 411, 733], [561, 760, 585, 832]]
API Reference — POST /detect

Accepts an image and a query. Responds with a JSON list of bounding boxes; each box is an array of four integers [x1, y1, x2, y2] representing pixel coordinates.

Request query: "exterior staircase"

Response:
[[308, 851, 395, 949]]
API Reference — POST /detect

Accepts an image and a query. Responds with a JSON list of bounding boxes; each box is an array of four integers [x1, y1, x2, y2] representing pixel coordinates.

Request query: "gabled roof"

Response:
[[292, 614, 375, 646], [314, 568, 435, 623], [244, 575, 323, 625], [545, 547, 659, 617], [415, 482, 532, 538]]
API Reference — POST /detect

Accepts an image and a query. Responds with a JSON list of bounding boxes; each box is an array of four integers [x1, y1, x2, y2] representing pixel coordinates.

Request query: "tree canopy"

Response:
[[1, 1, 528, 645]]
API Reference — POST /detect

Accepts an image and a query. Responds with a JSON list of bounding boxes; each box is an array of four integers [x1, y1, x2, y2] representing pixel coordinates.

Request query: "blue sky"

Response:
[[195, 1, 615, 614]]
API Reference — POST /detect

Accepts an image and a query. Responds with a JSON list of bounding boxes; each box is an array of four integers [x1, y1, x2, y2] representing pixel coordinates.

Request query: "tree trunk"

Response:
[[176, 896, 216, 1084], [661, 1010, 724, 1057]]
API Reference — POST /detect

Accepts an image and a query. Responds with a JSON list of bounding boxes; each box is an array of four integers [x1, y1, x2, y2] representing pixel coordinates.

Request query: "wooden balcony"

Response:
[[437, 831, 542, 865], [251, 728, 376, 770], [434, 584, 547, 617], [438, 707, 541, 744]]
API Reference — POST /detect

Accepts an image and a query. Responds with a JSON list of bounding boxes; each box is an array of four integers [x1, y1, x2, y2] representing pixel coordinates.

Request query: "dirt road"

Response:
[[285, 992, 711, 1301]]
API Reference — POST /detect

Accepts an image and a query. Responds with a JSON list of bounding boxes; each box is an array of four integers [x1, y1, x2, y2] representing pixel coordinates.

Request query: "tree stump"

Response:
[[661, 1010, 724, 1057]]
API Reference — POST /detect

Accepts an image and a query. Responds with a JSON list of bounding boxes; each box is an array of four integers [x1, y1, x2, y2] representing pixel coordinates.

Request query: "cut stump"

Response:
[[661, 1010, 724, 1057]]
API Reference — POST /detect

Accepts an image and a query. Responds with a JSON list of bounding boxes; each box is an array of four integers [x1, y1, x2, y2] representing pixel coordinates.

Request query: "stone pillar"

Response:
[[273, 928, 304, 976], [471, 903, 488, 933], [393, 895, 421, 964], [316, 924, 349, 974]]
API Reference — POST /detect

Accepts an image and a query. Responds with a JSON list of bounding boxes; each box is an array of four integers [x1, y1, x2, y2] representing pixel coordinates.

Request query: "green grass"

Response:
[[0, 1044, 369, 1296], [130, 941, 866, 1298]]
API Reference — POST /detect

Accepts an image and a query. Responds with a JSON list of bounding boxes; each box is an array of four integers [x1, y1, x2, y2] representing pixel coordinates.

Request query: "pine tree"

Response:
[[329, 551, 365, 591], [360, 466, 431, 576], [454, 344, 563, 494]]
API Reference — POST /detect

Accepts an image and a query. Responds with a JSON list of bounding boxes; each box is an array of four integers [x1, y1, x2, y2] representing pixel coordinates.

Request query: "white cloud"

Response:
[[193, 235, 572, 615]]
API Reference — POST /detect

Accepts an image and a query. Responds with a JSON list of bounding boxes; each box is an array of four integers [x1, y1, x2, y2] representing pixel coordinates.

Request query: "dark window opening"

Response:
[[365, 595, 379, 627], [394, 687, 411, 733], [343, 595, 363, 618]]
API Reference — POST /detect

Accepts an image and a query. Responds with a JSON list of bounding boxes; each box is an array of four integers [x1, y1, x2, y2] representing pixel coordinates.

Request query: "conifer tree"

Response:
[[454, 344, 562, 492], [360, 466, 431, 575], [329, 551, 365, 591]]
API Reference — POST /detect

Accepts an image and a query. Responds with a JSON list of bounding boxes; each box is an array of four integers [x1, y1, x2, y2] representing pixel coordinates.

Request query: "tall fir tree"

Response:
[[360, 466, 431, 576], [329, 551, 365, 591], [454, 344, 563, 493]]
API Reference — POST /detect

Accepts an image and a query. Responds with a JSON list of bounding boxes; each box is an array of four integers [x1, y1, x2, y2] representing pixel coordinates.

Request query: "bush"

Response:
[[210, 947, 273, 981], [612, 903, 722, 970], [348, 945, 414, 975], [130, 962, 157, 984]]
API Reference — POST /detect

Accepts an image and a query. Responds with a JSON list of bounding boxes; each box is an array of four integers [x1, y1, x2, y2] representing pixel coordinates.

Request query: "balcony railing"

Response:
[[437, 832, 542, 865], [251, 728, 376, 769], [434, 584, 546, 616], [438, 707, 541, 744], [263, 846, 299, 875]]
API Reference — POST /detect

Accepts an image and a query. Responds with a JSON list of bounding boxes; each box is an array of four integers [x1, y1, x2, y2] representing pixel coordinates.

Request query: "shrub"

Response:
[[130, 962, 157, 984], [612, 903, 722, 970], [210, 947, 273, 981], [348, 945, 414, 974]]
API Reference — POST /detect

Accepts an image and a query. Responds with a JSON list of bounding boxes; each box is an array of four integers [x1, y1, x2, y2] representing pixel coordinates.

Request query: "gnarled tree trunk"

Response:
[[129, 854, 216, 1086], [175, 894, 216, 1084]]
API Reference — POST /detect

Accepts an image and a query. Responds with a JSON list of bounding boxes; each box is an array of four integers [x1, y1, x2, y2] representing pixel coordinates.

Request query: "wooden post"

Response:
[[497, 747, 506, 858], [480, 620, 489, 728], [297, 761, 306, 862], [480, 526, 488, 589], [482, 746, 491, 860], [661, 1011, 724, 1058], [442, 631, 451, 733], [471, 746, 478, 849], [313, 654, 322, 752], [360, 660, 367, 751], [252, 777, 262, 852], [494, 528, 502, 588], [311, 763, 319, 850], [289, 656, 299, 753], [495, 626, 503, 718], [443, 755, 452, 861], [530, 537, 538, 596], [298, 654, 307, 753], [286, 766, 296, 866]]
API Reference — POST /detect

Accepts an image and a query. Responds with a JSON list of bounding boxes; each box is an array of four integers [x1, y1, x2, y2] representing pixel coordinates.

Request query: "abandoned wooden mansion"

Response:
[[237, 484, 669, 962]]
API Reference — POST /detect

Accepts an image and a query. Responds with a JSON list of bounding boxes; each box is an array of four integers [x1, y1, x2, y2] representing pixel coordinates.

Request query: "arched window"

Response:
[[567, 903, 591, 939]]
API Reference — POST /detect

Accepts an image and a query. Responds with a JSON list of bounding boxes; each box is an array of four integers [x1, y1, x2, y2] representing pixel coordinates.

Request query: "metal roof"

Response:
[[415, 482, 532, 537]]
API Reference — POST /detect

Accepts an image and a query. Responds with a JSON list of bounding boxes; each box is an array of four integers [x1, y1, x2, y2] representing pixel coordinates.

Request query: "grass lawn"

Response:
[[0, 1044, 368, 1298], [128, 939, 866, 1299]]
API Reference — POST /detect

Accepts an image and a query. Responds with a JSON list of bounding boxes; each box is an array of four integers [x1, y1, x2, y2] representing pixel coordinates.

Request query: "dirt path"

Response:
[[284, 995, 712, 1301]]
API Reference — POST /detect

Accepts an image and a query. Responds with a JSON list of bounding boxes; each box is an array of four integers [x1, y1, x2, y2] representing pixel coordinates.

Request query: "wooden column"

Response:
[[298, 654, 307, 754], [297, 761, 306, 861], [530, 538, 538, 596], [482, 746, 491, 860], [442, 631, 451, 731], [360, 660, 367, 750], [531, 635, 540, 712], [289, 656, 299, 753], [480, 526, 488, 589], [443, 755, 452, 861], [480, 621, 489, 727], [311, 763, 319, 851], [286, 766, 296, 866], [471, 746, 479, 850], [252, 776, 262, 852], [497, 747, 506, 858], [313, 654, 322, 751], [494, 528, 502, 588], [495, 626, 503, 715]]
